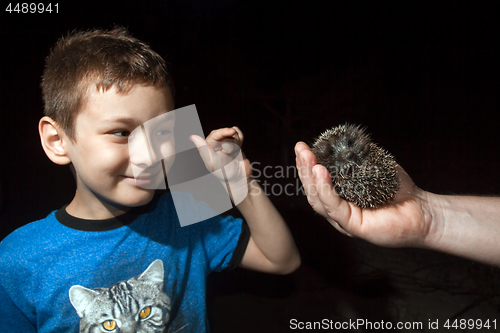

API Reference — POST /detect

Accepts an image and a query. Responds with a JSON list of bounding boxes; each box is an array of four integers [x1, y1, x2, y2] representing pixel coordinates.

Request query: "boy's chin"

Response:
[[120, 189, 156, 208]]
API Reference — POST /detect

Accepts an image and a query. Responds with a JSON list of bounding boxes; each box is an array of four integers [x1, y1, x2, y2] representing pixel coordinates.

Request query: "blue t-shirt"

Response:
[[0, 192, 248, 333]]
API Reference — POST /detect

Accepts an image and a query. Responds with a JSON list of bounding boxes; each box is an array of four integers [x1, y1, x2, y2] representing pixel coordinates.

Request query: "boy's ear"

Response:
[[39, 116, 72, 165]]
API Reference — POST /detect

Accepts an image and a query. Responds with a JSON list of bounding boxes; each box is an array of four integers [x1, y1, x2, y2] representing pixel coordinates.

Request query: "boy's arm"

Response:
[[191, 127, 300, 274], [295, 141, 500, 267], [237, 178, 301, 274]]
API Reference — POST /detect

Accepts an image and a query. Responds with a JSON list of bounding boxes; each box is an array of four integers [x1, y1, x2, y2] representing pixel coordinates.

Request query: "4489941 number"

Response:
[[444, 319, 497, 330], [6, 3, 58, 13]]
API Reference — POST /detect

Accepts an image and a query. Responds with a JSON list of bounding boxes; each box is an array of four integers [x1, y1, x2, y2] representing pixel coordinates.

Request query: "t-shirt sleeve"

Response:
[[223, 220, 250, 271], [0, 283, 37, 332], [0, 234, 38, 332], [200, 215, 249, 273]]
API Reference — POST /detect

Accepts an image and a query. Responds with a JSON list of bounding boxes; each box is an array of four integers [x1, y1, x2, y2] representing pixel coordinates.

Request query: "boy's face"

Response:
[[65, 84, 174, 217]]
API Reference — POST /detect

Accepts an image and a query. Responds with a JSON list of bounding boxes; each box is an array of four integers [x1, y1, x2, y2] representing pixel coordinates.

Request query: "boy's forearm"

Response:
[[423, 193, 500, 266], [236, 179, 300, 274]]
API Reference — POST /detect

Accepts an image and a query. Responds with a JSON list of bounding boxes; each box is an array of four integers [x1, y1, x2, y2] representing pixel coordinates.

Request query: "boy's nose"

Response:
[[129, 143, 157, 167], [139, 147, 161, 165], [129, 124, 160, 167]]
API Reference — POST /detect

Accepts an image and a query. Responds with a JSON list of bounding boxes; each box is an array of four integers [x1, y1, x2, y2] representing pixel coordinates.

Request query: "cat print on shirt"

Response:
[[69, 259, 171, 333]]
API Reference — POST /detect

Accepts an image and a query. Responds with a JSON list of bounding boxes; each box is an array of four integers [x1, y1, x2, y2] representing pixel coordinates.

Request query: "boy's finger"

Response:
[[231, 126, 244, 145], [220, 141, 240, 155], [207, 128, 237, 142], [189, 135, 215, 171], [189, 134, 206, 148]]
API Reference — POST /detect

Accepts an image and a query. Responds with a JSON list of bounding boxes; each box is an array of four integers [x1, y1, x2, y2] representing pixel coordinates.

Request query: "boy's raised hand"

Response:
[[190, 128, 301, 274], [190, 126, 252, 183]]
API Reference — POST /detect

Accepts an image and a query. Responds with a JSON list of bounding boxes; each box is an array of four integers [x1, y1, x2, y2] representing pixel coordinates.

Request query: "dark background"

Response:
[[1, 1, 499, 332]]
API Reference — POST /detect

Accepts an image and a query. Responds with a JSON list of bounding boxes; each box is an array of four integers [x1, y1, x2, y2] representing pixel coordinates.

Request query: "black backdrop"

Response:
[[1, 1, 499, 332]]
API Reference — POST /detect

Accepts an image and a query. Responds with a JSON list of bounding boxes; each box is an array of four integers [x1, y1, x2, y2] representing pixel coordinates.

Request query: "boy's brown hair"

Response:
[[41, 27, 174, 139]]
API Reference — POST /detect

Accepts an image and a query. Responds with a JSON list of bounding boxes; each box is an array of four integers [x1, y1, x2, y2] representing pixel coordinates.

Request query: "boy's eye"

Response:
[[155, 129, 171, 136], [112, 130, 131, 137]]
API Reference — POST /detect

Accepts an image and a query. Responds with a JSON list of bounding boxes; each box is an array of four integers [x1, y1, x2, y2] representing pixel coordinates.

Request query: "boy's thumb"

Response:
[[189, 135, 206, 148], [189, 135, 215, 172]]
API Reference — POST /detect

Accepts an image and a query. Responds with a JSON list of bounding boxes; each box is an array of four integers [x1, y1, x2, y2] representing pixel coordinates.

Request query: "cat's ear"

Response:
[[138, 259, 164, 284], [69, 285, 99, 318]]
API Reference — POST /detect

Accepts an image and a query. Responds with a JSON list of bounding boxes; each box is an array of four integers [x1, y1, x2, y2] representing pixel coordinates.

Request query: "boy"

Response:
[[0, 28, 300, 332]]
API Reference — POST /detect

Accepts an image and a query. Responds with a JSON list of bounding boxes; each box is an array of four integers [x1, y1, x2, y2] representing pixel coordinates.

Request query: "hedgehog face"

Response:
[[329, 132, 371, 171], [313, 124, 372, 174], [311, 124, 399, 208]]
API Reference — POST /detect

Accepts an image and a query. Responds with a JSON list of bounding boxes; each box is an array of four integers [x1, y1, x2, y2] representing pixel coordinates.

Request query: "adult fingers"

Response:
[[295, 142, 317, 166], [312, 164, 355, 236], [295, 142, 356, 236], [295, 142, 327, 217]]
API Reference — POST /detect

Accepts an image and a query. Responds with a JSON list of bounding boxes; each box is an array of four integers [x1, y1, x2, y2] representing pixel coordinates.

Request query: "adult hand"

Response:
[[295, 141, 431, 248]]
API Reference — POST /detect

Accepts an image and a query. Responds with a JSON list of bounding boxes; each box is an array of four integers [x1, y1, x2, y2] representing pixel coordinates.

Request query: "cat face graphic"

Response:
[[69, 259, 171, 333]]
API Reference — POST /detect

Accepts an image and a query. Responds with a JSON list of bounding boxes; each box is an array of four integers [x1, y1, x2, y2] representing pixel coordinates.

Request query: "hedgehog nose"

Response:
[[342, 150, 355, 160]]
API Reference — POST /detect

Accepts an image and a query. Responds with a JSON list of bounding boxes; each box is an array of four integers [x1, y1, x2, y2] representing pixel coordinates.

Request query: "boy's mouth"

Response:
[[121, 173, 160, 186]]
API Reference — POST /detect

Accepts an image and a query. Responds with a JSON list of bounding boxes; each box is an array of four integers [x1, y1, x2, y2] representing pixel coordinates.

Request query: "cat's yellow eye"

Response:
[[140, 306, 151, 318], [102, 320, 117, 331]]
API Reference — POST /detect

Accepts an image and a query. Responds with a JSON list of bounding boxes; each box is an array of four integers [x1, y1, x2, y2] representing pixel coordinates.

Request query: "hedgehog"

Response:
[[311, 124, 399, 208]]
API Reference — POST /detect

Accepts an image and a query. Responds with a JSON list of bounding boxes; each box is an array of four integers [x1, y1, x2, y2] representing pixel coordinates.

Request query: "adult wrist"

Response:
[[418, 190, 445, 250]]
